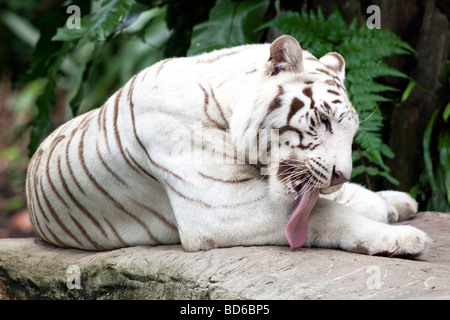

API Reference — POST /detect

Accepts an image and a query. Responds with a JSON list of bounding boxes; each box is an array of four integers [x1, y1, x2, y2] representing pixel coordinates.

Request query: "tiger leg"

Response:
[[166, 197, 290, 252], [305, 198, 431, 257], [161, 167, 290, 252], [321, 182, 417, 223]]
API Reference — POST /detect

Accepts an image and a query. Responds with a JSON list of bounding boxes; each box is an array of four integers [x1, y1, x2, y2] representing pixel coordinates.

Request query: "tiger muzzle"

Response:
[[320, 166, 349, 194]]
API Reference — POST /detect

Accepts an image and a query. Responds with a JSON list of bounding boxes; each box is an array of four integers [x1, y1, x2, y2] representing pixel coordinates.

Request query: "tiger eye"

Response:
[[320, 115, 333, 133]]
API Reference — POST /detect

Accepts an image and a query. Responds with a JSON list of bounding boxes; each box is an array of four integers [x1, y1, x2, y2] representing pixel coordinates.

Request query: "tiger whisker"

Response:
[[358, 102, 381, 125]]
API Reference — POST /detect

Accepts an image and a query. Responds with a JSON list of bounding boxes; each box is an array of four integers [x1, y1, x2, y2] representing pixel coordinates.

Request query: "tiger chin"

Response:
[[26, 35, 431, 258]]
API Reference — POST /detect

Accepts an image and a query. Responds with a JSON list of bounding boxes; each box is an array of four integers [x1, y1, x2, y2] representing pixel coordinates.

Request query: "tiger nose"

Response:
[[330, 167, 349, 187]]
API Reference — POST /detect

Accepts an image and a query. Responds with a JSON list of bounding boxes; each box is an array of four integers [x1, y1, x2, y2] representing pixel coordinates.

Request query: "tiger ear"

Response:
[[266, 35, 304, 76], [319, 52, 346, 81]]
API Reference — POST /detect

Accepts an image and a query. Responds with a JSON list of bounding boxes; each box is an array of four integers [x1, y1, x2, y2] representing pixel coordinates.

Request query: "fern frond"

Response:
[[347, 61, 408, 80], [351, 93, 391, 106], [349, 81, 399, 95]]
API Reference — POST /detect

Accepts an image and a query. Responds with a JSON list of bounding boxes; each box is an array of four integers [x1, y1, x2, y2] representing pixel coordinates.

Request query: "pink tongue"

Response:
[[285, 188, 320, 250]]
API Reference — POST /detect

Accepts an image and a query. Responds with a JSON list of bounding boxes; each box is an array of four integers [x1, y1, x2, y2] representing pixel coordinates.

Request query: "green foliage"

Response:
[[21, 2, 79, 156], [188, 0, 269, 56], [52, 0, 134, 42], [0, 146, 29, 213], [411, 111, 450, 212], [163, 0, 216, 57], [24, 0, 169, 155], [261, 8, 414, 187], [410, 61, 450, 211]]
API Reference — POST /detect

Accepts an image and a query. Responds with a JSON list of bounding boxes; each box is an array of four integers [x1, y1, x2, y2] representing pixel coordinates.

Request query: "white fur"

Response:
[[26, 36, 431, 258]]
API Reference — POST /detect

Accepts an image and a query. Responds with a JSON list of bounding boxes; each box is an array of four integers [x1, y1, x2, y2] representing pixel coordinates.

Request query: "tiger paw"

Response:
[[325, 183, 399, 223], [376, 190, 418, 221], [351, 224, 432, 258]]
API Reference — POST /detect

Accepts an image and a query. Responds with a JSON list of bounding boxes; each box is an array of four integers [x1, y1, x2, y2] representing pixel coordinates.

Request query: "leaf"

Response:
[[260, 8, 346, 58], [164, 0, 215, 57], [187, 0, 270, 56], [21, 3, 76, 83], [409, 183, 421, 200], [438, 131, 450, 206], [69, 41, 108, 116], [443, 101, 450, 122], [351, 165, 366, 179], [400, 80, 432, 103], [379, 143, 395, 159], [423, 111, 438, 194], [349, 81, 398, 96], [53, 0, 139, 116], [24, 1, 82, 155], [71, 6, 171, 114], [0, 10, 40, 47], [365, 166, 399, 185], [401, 80, 416, 103], [52, 0, 134, 42]]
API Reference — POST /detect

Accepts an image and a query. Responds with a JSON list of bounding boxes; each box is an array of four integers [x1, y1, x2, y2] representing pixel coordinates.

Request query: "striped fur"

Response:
[[26, 36, 431, 257]]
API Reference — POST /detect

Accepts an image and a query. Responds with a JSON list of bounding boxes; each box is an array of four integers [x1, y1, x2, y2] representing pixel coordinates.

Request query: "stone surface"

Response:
[[0, 212, 449, 300]]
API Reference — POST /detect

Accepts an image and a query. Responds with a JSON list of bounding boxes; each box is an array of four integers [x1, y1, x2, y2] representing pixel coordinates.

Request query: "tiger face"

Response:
[[253, 36, 359, 248], [253, 36, 358, 202]]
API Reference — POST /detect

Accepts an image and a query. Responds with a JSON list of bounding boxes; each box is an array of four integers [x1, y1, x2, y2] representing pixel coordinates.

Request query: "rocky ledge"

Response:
[[0, 212, 449, 300]]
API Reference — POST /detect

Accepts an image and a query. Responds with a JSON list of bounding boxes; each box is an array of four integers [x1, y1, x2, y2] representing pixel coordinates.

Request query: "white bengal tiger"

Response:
[[26, 35, 431, 257]]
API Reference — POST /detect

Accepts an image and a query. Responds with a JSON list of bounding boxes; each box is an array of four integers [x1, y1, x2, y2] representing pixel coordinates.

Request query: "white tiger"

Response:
[[26, 35, 431, 257]]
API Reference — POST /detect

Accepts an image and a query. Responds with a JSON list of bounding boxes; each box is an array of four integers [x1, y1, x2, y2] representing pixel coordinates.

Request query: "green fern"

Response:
[[261, 8, 414, 187]]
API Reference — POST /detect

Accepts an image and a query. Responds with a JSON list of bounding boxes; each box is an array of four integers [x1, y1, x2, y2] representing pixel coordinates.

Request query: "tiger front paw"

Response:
[[376, 190, 418, 221], [326, 183, 400, 223], [351, 224, 431, 258]]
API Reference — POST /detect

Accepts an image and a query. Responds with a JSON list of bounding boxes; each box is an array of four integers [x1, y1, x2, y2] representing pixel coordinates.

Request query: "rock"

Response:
[[0, 212, 449, 300]]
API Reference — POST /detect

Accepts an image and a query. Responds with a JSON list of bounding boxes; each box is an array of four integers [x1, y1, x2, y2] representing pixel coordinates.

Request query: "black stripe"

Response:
[[45, 135, 69, 208], [311, 158, 328, 172], [101, 104, 111, 154], [308, 165, 328, 182], [199, 83, 227, 131], [287, 97, 305, 124], [45, 226, 70, 248], [327, 89, 340, 96], [96, 142, 128, 186], [125, 148, 159, 182], [79, 128, 160, 244], [127, 79, 185, 182], [112, 88, 141, 174], [198, 172, 254, 184], [165, 180, 264, 209], [210, 87, 230, 129], [65, 129, 86, 196], [39, 179, 79, 247], [132, 200, 177, 232], [104, 217, 128, 247], [56, 155, 105, 250], [257, 86, 284, 148]]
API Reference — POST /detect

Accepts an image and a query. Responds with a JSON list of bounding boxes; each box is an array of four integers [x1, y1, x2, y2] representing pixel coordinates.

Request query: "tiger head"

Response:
[[263, 35, 359, 194], [240, 35, 359, 249]]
